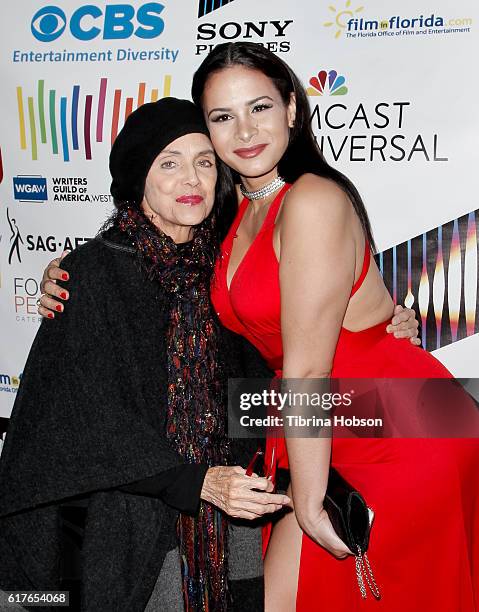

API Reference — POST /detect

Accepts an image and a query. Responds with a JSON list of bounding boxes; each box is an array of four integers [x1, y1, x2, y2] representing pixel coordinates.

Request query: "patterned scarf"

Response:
[[116, 206, 230, 611]]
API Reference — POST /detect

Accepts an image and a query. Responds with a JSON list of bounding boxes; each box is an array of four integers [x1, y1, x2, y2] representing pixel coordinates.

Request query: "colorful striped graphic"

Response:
[[27, 97, 37, 161], [38, 80, 46, 144], [60, 96, 69, 162], [417, 233, 429, 349], [84, 95, 93, 161], [448, 220, 461, 342], [16, 76, 172, 162], [71, 85, 80, 150], [465, 212, 478, 337], [392, 244, 397, 304], [432, 226, 445, 349], [124, 97, 134, 121], [48, 90, 57, 155], [404, 240, 414, 309], [96, 78, 107, 143], [377, 209, 479, 351], [137, 82, 146, 107], [111, 89, 122, 145], [16, 87, 26, 151]]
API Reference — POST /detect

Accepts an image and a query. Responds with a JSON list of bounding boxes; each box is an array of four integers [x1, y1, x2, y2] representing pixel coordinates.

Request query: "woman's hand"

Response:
[[38, 252, 70, 318], [297, 506, 353, 559], [201, 466, 291, 520], [386, 304, 421, 345]]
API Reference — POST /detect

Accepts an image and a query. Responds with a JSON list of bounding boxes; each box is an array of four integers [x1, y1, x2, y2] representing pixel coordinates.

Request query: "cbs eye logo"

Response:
[[31, 3, 165, 42], [31, 6, 66, 42]]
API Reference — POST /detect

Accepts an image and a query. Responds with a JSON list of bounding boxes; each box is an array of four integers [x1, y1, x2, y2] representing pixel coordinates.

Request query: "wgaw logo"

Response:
[[13, 175, 48, 203], [31, 4, 165, 42]]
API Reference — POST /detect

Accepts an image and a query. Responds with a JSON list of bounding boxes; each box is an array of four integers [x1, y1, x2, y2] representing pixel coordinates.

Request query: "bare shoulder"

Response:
[[282, 173, 351, 226]]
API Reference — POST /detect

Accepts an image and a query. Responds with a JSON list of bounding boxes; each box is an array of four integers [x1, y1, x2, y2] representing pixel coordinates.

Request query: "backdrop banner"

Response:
[[1, 0, 478, 418]]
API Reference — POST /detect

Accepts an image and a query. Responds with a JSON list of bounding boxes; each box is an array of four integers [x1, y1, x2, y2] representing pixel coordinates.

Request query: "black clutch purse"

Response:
[[324, 468, 381, 600]]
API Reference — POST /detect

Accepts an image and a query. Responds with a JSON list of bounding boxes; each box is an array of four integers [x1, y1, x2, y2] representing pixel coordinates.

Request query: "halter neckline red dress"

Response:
[[211, 183, 479, 611]]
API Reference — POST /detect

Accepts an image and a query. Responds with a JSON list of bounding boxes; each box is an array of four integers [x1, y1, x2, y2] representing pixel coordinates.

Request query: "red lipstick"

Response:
[[175, 195, 204, 205], [233, 144, 267, 159]]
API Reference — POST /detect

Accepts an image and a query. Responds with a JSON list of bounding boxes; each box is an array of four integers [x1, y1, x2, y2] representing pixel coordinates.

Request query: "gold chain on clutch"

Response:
[[355, 545, 381, 600]]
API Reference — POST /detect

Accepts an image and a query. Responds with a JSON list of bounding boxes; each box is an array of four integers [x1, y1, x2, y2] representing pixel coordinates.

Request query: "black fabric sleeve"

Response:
[[0, 244, 189, 516], [119, 464, 208, 515]]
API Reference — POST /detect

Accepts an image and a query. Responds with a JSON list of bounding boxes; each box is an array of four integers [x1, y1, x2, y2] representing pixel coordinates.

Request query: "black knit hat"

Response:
[[110, 97, 210, 204]]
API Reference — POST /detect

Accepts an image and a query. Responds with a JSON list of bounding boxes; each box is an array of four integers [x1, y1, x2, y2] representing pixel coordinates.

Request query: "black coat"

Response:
[[0, 227, 271, 611]]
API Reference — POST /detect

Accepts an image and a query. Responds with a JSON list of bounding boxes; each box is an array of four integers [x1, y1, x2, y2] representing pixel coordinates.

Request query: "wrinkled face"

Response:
[[142, 132, 217, 240], [202, 65, 296, 180]]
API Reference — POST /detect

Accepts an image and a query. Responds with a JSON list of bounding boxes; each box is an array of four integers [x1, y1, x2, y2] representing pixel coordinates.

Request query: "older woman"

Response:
[[0, 98, 290, 612]]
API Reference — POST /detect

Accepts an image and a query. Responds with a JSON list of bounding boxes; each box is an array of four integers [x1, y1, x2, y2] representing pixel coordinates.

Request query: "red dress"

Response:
[[211, 184, 479, 611]]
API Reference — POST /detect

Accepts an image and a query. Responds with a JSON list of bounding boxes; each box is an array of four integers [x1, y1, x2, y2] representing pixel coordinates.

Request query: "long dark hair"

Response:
[[192, 42, 376, 250], [212, 154, 238, 243]]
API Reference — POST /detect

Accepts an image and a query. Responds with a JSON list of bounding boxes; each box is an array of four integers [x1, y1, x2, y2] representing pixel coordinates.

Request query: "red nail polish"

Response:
[[55, 305, 62, 312], [60, 292, 67, 300], [47, 313, 54, 319], [61, 273, 69, 281]]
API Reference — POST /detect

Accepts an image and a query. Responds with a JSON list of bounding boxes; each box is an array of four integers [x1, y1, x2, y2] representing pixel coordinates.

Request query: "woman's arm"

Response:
[[35, 251, 288, 520], [119, 464, 209, 514], [37, 258, 421, 346], [279, 175, 360, 557], [2, 246, 290, 519], [120, 464, 290, 519]]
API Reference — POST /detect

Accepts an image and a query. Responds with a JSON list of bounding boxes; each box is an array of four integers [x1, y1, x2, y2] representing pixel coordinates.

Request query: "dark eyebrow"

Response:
[[247, 95, 274, 106], [158, 148, 215, 157], [207, 96, 274, 118], [197, 148, 215, 156]]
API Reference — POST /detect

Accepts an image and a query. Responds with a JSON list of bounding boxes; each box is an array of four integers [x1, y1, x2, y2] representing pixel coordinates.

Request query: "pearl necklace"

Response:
[[240, 175, 286, 200]]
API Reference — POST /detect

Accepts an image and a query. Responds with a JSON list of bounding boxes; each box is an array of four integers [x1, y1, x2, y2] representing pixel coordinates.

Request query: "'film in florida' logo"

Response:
[[323, 1, 364, 38], [323, 3, 472, 40]]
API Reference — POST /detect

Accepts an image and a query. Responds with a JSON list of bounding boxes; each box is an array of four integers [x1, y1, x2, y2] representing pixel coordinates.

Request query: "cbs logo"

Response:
[[31, 3, 165, 42]]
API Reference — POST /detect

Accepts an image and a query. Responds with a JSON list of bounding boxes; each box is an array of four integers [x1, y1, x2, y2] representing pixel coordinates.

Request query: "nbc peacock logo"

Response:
[[306, 70, 348, 96]]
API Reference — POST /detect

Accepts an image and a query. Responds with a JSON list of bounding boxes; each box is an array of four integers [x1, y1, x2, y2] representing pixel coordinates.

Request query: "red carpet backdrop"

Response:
[[0, 0, 478, 418]]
